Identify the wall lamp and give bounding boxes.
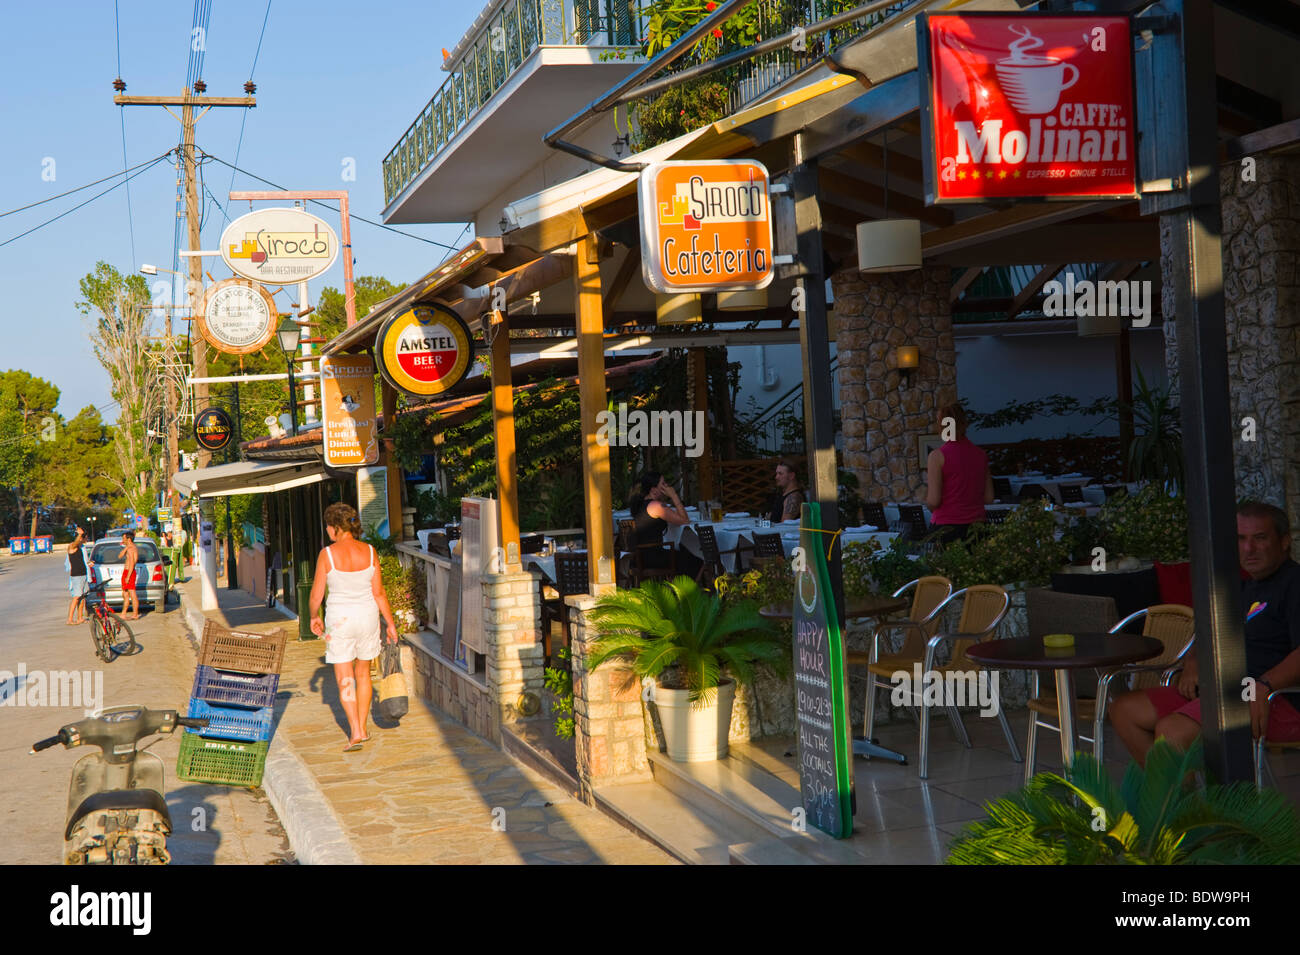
[895,345,919,388]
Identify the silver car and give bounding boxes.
[87,539,171,610]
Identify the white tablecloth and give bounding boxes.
[671,519,898,573]
[523,549,587,583]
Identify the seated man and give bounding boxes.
[1109,501,1300,767]
[767,460,806,523]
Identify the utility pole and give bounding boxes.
[113,83,256,469]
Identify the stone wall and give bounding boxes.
[409,640,498,742]
[833,265,958,502]
[1162,155,1300,529]
[481,570,546,734]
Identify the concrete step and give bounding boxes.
[594,781,741,865]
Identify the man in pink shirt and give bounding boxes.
[925,402,994,544]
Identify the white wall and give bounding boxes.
[954,327,1167,443]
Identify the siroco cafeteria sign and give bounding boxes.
[220,207,340,285]
[639,160,774,294]
[374,303,475,399]
[918,13,1138,203]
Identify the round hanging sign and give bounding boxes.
[375,303,475,398]
[198,278,278,355]
[194,407,235,453]
[220,207,340,286]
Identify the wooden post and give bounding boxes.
[1115,324,1133,481]
[380,378,405,541]
[691,348,715,501]
[574,234,615,595]
[489,309,522,570]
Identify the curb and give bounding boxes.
[180,592,363,865]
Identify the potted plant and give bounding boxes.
[1099,484,1188,570]
[948,740,1300,864]
[587,576,784,762]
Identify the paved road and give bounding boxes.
[0,551,292,864]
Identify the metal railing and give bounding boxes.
[383,0,644,204]
[741,356,840,454]
[382,0,912,206]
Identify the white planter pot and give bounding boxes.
[651,680,736,762]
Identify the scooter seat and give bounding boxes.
[66,789,173,841]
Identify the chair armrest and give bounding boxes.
[870,619,924,657]
[1160,664,1183,687]
[1266,687,1300,704]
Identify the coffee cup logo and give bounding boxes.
[994,25,1078,115]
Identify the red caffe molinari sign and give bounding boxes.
[375,303,474,398]
[919,14,1138,203]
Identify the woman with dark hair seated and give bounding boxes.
[629,471,700,577]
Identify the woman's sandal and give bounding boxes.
[343,739,364,752]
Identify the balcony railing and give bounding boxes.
[383,0,643,205]
[382,0,914,208]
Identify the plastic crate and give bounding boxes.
[185,698,273,743]
[198,621,288,675]
[191,665,279,709]
[176,734,267,788]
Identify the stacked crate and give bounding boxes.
[177,621,288,788]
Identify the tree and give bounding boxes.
[315,276,405,342]
[29,405,116,527]
[77,262,164,517]
[0,370,60,536]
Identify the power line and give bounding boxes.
[227,0,273,203]
[115,1,139,270]
[0,152,173,220]
[201,151,463,251]
[0,156,170,250]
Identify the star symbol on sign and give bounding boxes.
[987,170,995,178]
[958,170,967,179]
[1013,170,1021,178]
[999,169,1008,179]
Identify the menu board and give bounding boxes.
[792,502,853,839]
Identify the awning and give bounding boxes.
[172,460,330,499]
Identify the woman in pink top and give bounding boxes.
[925,403,994,543]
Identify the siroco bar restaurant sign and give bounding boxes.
[220,207,339,286]
[918,13,1138,204]
[193,407,234,453]
[375,303,474,399]
[639,160,774,294]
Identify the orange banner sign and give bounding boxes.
[639,160,775,294]
[321,354,378,467]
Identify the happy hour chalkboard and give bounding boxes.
[792,503,853,839]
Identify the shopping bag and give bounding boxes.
[374,640,408,721]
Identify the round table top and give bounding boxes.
[759,595,909,621]
[964,633,1164,670]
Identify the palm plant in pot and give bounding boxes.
[587,576,784,762]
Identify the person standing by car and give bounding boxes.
[66,527,88,625]
[120,531,141,620]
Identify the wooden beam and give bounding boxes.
[1116,323,1134,482]
[511,191,638,256]
[691,349,715,501]
[602,245,641,316]
[114,95,256,107]
[950,266,983,304]
[488,309,522,571]
[838,142,926,188]
[922,202,1105,257]
[574,232,615,595]
[379,379,405,541]
[818,166,953,227]
[1008,264,1066,320]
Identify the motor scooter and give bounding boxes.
[31,705,208,864]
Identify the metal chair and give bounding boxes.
[618,520,677,588]
[984,508,1010,525]
[1017,483,1051,503]
[694,524,750,585]
[1255,687,1300,788]
[1025,602,1193,780]
[520,533,546,555]
[847,575,953,754]
[540,552,589,663]
[898,504,928,538]
[992,476,1013,501]
[861,502,888,529]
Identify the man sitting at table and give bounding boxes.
[767,460,806,523]
[1109,501,1300,767]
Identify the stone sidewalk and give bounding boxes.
[177,574,673,865]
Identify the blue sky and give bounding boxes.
[0,0,481,422]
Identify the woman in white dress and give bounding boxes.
[308,503,399,751]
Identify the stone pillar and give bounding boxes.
[1162,156,1300,529]
[568,595,651,802]
[833,264,958,502]
[481,570,546,742]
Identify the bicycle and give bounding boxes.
[86,581,138,662]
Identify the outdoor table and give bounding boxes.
[760,594,911,763]
[416,527,446,552]
[965,633,1163,769]
[523,548,587,582]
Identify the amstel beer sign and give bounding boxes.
[918,13,1138,203]
[375,304,474,399]
[639,160,774,294]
